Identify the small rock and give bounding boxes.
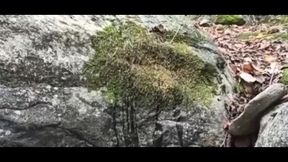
[199,19,211,27]
[5,130,11,136]
[177,112,188,121]
[268,28,280,34]
[46,85,52,90]
[61,76,67,80]
[14,110,21,115]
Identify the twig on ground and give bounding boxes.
[228,83,287,136]
[170,25,181,44]
[220,132,228,147]
[269,63,277,85]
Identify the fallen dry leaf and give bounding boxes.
[264,54,277,63]
[260,41,272,50]
[243,57,252,63]
[234,43,244,48]
[239,71,257,83]
[267,62,281,75]
[255,75,266,84]
[251,64,265,74]
[199,17,288,147]
[229,64,238,74]
[242,62,254,74]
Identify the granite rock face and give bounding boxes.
[0,15,234,147]
[255,102,288,147]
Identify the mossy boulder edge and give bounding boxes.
[215,15,246,26]
[84,21,218,108]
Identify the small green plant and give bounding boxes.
[233,81,245,94]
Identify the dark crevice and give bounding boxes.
[126,104,130,137]
[110,104,120,146]
[0,138,28,147]
[0,117,20,130]
[176,124,184,147]
[0,117,95,146]
[30,125,96,146]
[111,98,140,147]
[121,105,126,146]
[124,106,130,146]
[137,110,157,127]
[58,127,96,147]
[0,101,52,110]
[0,56,84,88]
[152,122,163,147]
[130,102,139,146]
[0,118,62,132]
[76,94,103,108]
[152,104,163,147]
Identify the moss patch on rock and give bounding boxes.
[233,81,245,94]
[281,69,288,85]
[238,30,288,42]
[266,16,288,25]
[162,29,207,46]
[83,21,218,108]
[215,15,246,26]
[237,31,263,40]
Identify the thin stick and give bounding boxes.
[220,132,228,147]
[269,63,276,85]
[170,25,181,44]
[223,112,229,122]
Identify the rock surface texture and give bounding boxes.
[0,15,234,147]
[255,102,288,147]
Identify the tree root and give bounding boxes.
[227,83,288,136]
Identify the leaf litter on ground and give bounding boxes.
[197,18,288,147]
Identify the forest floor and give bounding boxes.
[195,18,288,147]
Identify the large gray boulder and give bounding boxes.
[0,15,234,147]
[255,102,288,147]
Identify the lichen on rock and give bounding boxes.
[83,20,218,109]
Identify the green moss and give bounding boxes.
[173,42,191,55]
[84,21,218,108]
[238,30,288,42]
[268,32,288,41]
[237,31,262,40]
[132,64,177,94]
[267,16,288,25]
[281,69,288,85]
[162,29,206,46]
[233,82,245,93]
[103,90,117,104]
[215,15,246,25]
